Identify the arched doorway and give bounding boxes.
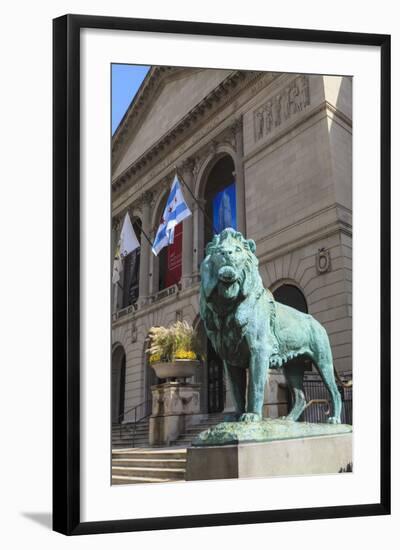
[203,155,237,249]
[200,155,236,412]
[273,283,308,314]
[193,316,222,414]
[272,283,310,418]
[111,344,126,424]
[207,340,225,413]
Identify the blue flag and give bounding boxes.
[151,175,192,256]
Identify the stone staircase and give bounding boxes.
[112,448,187,484]
[112,418,150,449]
[111,412,230,484]
[112,412,229,449]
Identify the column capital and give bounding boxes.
[224,116,243,151]
[182,157,196,173]
[231,115,243,135]
[207,140,218,158]
[142,190,154,207]
[112,217,121,232]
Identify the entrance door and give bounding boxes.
[111,346,126,424]
[207,340,224,413]
[272,284,310,416]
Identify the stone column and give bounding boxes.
[192,198,206,280]
[138,191,152,307]
[232,117,247,237]
[112,217,121,312]
[180,160,195,290]
[148,228,158,296]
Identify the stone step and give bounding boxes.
[112,414,227,449]
[112,443,149,449]
[112,430,149,438]
[113,444,152,450]
[112,475,175,484]
[112,458,186,468]
[112,466,185,480]
[112,437,149,442]
[112,449,187,460]
[112,427,149,434]
[112,422,149,432]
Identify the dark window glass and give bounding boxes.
[273,284,308,313]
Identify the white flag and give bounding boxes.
[120,212,140,257]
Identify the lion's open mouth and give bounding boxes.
[218,265,238,285]
[217,266,240,300]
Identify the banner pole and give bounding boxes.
[174,166,218,235]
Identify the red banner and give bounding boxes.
[165,222,182,288]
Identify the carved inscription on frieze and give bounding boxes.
[253,75,310,142]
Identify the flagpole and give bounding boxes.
[174,166,219,235]
[132,217,154,248]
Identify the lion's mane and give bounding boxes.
[200,229,275,356]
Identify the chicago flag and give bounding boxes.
[151,175,192,256]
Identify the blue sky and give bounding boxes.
[111,64,150,134]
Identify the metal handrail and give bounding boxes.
[115,399,152,446]
[334,366,353,388]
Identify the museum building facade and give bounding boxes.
[111,66,352,427]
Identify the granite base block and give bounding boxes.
[186,432,353,480]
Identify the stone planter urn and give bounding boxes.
[149,360,202,446]
[150,359,200,381]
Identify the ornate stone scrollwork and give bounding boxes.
[112,217,121,232]
[179,157,196,178]
[253,75,310,142]
[192,156,203,177]
[316,247,331,274]
[225,117,243,150]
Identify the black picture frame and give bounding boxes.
[53,14,391,536]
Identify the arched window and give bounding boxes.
[272,283,311,372]
[122,217,141,307]
[111,344,126,424]
[273,284,308,313]
[204,155,236,248]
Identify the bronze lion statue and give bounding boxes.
[199,228,342,423]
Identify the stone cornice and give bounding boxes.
[111,70,265,193]
[112,116,243,219]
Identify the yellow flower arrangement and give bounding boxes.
[146,321,202,364]
[175,349,197,360]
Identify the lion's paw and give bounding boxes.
[239,413,261,423]
[327,417,341,424]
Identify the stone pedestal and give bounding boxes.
[186,432,352,481]
[149,381,201,446]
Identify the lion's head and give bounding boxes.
[200,228,262,305]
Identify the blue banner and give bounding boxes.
[212,182,237,234]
